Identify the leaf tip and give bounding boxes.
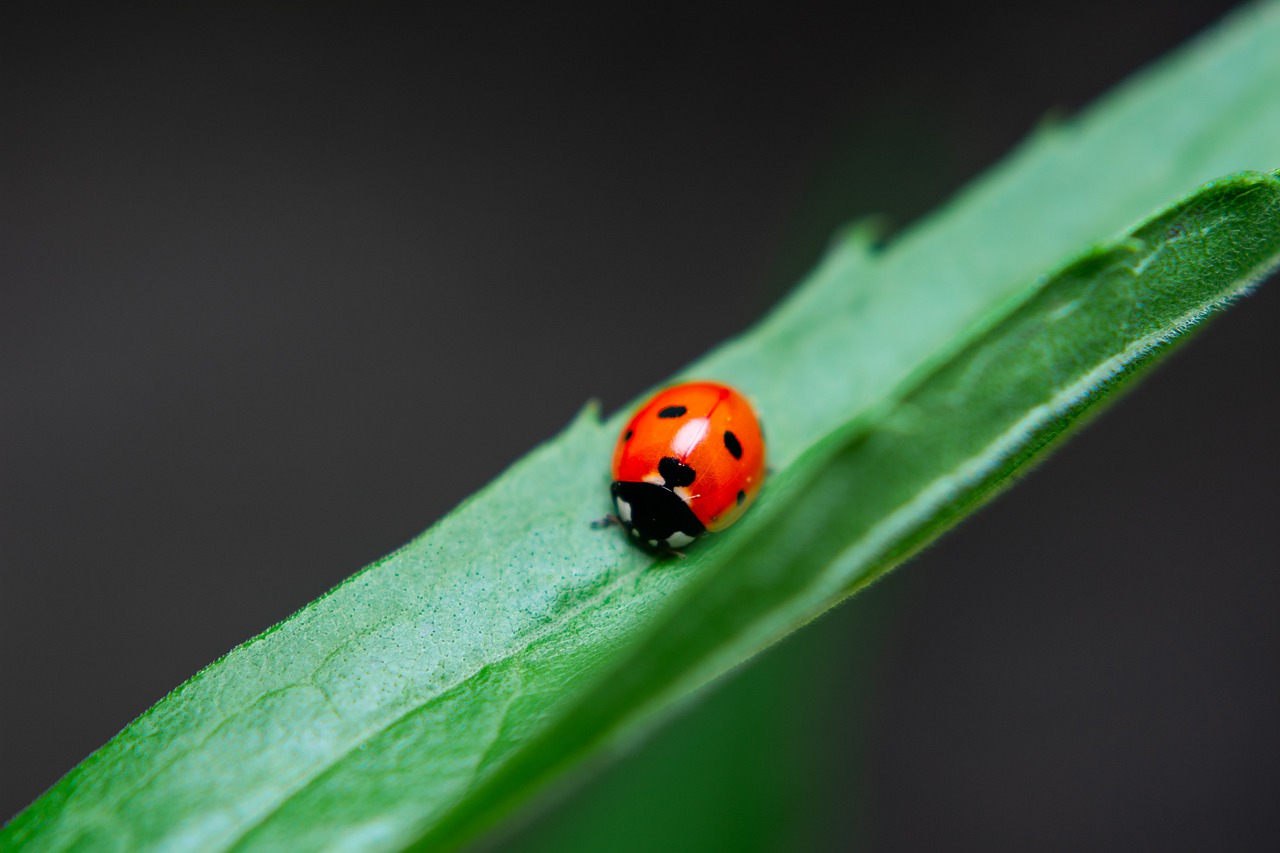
[832,216,891,253]
[575,397,605,426]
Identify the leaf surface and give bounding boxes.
[6,4,1280,851]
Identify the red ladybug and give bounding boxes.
[609,380,766,550]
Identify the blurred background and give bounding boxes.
[2,2,1277,850]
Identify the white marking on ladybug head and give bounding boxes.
[671,417,711,457]
[666,531,695,549]
[630,527,640,537]
[648,539,659,548]
[642,473,665,486]
[614,495,633,524]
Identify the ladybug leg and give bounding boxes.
[591,515,621,530]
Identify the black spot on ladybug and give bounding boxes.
[657,405,687,419]
[724,430,743,459]
[624,429,633,440]
[737,489,746,506]
[658,456,696,488]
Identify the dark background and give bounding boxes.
[3,3,1277,850]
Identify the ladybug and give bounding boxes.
[608,380,766,551]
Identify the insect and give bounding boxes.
[606,380,766,551]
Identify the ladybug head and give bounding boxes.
[611,477,705,551]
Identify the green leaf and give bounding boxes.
[7,4,1280,851]
[503,585,899,853]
